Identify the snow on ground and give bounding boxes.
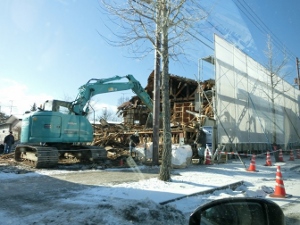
[1,153,300,224]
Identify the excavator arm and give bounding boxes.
[71,74,153,115]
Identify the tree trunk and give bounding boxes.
[270,58,276,144]
[272,100,276,144]
[159,0,172,181]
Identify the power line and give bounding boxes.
[233,0,296,60]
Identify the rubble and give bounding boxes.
[92,72,216,161]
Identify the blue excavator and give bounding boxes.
[15,74,153,168]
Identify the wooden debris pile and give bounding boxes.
[92,71,216,155]
[92,121,146,160]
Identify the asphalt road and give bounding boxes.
[0,164,160,219]
[49,167,160,185]
[282,203,300,225]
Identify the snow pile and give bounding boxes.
[171,144,193,168]
[8,199,186,225]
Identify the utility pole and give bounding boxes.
[9,100,16,115]
[103,107,108,120]
[140,0,160,165]
[121,93,126,103]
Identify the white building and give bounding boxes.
[0,115,22,144]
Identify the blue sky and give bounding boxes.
[0,0,299,117]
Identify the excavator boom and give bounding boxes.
[71,74,153,115]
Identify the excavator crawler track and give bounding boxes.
[15,145,59,168]
[86,146,107,161]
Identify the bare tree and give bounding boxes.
[100,0,207,181]
[263,35,291,145]
[99,1,207,60]
[158,1,172,181]
[0,112,9,124]
[30,103,37,111]
[117,95,130,106]
[97,107,118,121]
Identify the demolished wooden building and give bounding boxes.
[93,71,215,152]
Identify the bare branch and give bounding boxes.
[260,34,293,144]
[99,0,208,59]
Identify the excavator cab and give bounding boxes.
[41,100,73,114]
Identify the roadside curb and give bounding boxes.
[159,180,244,205]
[289,164,300,171]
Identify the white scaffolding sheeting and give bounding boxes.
[214,34,300,149]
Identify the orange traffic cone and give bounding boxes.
[288,150,294,161]
[297,149,300,159]
[278,149,284,162]
[264,151,272,166]
[204,149,212,165]
[269,166,287,198]
[247,154,258,172]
